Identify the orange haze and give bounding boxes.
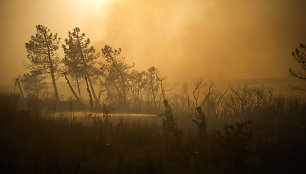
[0,0,306,85]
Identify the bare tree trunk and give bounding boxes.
[76,36,98,105]
[121,79,127,105]
[112,63,127,105]
[16,78,24,97]
[85,75,93,111]
[114,84,122,105]
[156,74,165,101]
[76,75,82,100]
[35,85,40,116]
[64,73,80,101]
[150,75,157,110]
[87,76,98,104]
[44,34,59,101]
[49,59,59,101]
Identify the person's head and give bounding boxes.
[163,100,168,106]
[196,106,202,114]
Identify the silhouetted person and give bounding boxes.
[159,100,174,131]
[192,106,207,140]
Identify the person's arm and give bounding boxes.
[192,118,197,123]
[193,118,203,124]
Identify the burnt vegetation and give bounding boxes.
[0,25,305,174]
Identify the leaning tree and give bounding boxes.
[101,45,133,106]
[63,27,100,108]
[25,25,60,100]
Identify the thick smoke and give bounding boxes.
[86,0,306,83]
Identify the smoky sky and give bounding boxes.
[88,0,306,83]
[0,0,305,85]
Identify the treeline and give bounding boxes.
[16,25,306,118]
[18,25,165,112]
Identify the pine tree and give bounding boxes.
[102,45,133,106]
[25,25,60,100]
[21,70,47,98]
[62,30,84,101]
[63,27,100,108]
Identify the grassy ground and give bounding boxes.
[0,94,305,174]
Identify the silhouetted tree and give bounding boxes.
[156,73,165,100]
[181,83,192,115]
[62,72,80,101]
[145,66,160,109]
[14,77,24,97]
[156,73,171,112]
[101,45,133,106]
[289,43,305,80]
[129,70,146,110]
[25,25,60,100]
[99,62,120,105]
[21,70,47,98]
[63,27,100,108]
[62,29,84,101]
[193,77,204,109]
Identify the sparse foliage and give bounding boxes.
[193,77,204,109]
[289,43,306,80]
[25,25,60,100]
[63,27,100,108]
[21,70,47,98]
[101,45,133,106]
[145,66,160,109]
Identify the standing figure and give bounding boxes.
[159,100,175,131]
[192,106,207,140]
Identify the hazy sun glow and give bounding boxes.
[75,0,117,18]
[79,0,120,22]
[0,0,305,87]
[86,0,110,8]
